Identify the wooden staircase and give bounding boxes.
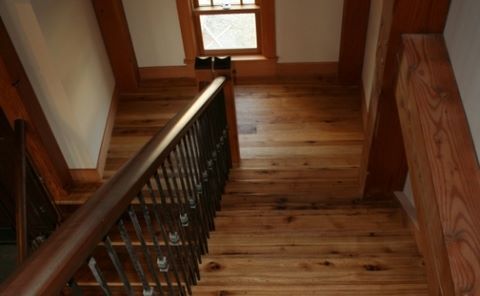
[191,167,427,295]
[1,80,430,295]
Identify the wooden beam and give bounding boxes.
[91,0,139,92]
[397,34,480,296]
[338,0,371,84]
[0,18,71,199]
[361,0,451,198]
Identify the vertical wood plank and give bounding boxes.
[176,0,198,63]
[397,34,480,296]
[14,119,28,264]
[361,0,451,198]
[222,78,240,165]
[338,0,371,84]
[91,0,139,91]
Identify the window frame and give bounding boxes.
[191,0,263,56]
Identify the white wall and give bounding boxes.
[362,0,383,109]
[0,0,115,169]
[444,0,480,161]
[275,0,344,63]
[122,0,186,67]
[122,0,345,67]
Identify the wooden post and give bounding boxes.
[14,119,28,264]
[396,34,480,296]
[195,57,241,165]
[360,0,451,198]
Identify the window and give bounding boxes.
[192,0,262,55]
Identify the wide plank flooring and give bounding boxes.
[192,82,426,295]
[62,79,427,295]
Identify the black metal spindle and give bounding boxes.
[118,218,153,296]
[164,156,201,280]
[104,236,134,295]
[191,120,216,229]
[127,206,164,295]
[136,192,176,296]
[145,179,187,296]
[88,257,112,296]
[161,163,198,284]
[175,146,206,257]
[153,170,193,294]
[180,136,209,254]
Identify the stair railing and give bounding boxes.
[0,76,236,295]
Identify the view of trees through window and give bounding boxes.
[199,13,257,50]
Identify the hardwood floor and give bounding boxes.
[62,79,427,294]
[193,82,427,295]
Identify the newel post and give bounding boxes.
[194,57,240,166]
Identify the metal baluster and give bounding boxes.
[153,169,193,294]
[201,111,221,211]
[136,191,176,296]
[208,98,225,203]
[192,120,216,229]
[174,146,204,258]
[118,218,153,296]
[186,128,214,232]
[145,178,187,296]
[181,135,210,252]
[161,163,198,284]
[127,206,164,295]
[88,257,112,296]
[164,156,201,280]
[104,236,134,295]
[67,279,83,296]
[214,94,229,185]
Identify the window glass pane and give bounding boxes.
[242,0,256,4]
[198,0,211,6]
[200,13,257,50]
[212,0,241,6]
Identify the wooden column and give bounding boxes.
[397,34,480,296]
[338,0,371,84]
[361,0,451,198]
[0,19,71,199]
[92,0,139,91]
[195,58,241,165]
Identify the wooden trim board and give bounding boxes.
[69,86,118,184]
[360,0,451,198]
[338,0,371,84]
[360,83,368,130]
[397,34,480,296]
[139,61,338,82]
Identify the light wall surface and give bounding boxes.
[0,0,115,169]
[122,0,345,66]
[362,0,383,110]
[275,0,344,63]
[444,0,480,162]
[122,0,185,67]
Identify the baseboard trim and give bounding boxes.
[276,62,338,77]
[70,169,101,184]
[394,191,424,255]
[139,65,195,80]
[138,61,339,82]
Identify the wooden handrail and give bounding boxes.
[0,77,227,295]
[396,35,480,295]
